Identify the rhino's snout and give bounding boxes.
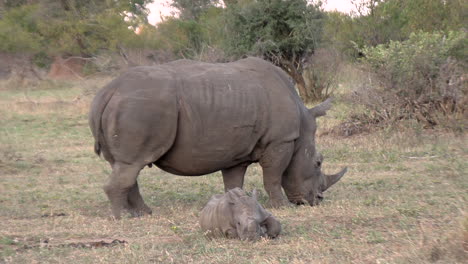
[304,191,322,206]
[316,192,324,201]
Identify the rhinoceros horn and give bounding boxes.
[322,167,347,192]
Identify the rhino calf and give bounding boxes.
[200,188,281,241]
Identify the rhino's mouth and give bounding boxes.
[301,190,324,206]
[293,200,306,205]
[291,196,322,206]
[288,197,308,205]
[317,192,324,201]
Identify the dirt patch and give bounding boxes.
[3,235,183,253]
[9,237,128,252]
[0,52,45,82]
[40,213,67,218]
[0,148,26,175]
[321,119,376,138]
[47,57,86,80]
[14,100,77,112]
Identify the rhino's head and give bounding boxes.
[282,98,347,206]
[227,188,280,241]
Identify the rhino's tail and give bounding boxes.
[88,81,119,159]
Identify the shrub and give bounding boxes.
[355,31,467,129]
[154,18,204,58]
[0,4,43,53]
[223,0,325,102]
[303,48,343,101]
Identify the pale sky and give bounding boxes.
[147,0,358,25]
[147,0,174,25]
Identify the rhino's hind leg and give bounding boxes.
[103,163,149,219]
[127,182,152,217]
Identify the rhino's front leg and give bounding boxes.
[222,165,248,191]
[260,142,294,208]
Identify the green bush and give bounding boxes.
[356,31,467,128]
[303,48,343,100]
[223,0,325,102]
[154,18,203,58]
[32,52,52,69]
[0,5,43,53]
[324,0,468,59]
[0,2,152,57]
[153,6,225,60]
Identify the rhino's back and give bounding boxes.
[97,66,180,165]
[95,58,301,172]
[158,58,302,175]
[156,59,278,174]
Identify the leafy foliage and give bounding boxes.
[1,0,466,132]
[355,31,467,128]
[303,48,343,101]
[0,0,152,57]
[223,0,325,101]
[170,0,220,20]
[324,0,468,58]
[154,5,225,60]
[0,4,43,53]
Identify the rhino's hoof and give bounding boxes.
[129,207,152,217]
[266,198,290,208]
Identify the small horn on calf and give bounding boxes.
[252,189,258,201]
[322,167,347,192]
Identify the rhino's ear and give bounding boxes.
[252,189,259,201]
[308,98,332,118]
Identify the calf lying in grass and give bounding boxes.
[200,188,281,241]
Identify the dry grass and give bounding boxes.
[0,78,466,263]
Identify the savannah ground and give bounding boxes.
[0,77,466,263]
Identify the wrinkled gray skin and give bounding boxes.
[200,188,281,241]
[89,57,347,219]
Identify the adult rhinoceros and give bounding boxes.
[89,57,347,219]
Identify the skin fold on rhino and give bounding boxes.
[199,188,281,241]
[89,57,347,219]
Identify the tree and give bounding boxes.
[324,0,468,58]
[224,0,325,102]
[0,0,153,57]
[170,0,219,21]
[156,1,225,60]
